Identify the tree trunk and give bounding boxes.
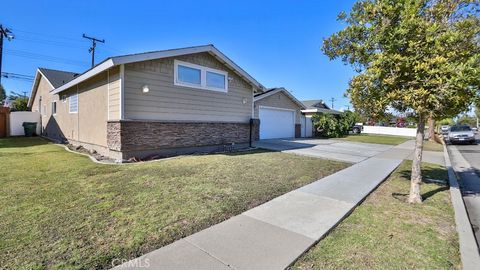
[409,114,425,204]
[428,116,435,141]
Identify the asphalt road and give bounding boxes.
[453,134,480,176]
[448,133,480,246]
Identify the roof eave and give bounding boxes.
[51,45,265,94]
[27,69,43,108]
[51,59,115,94]
[254,88,306,109]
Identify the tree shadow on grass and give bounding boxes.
[394,165,449,202]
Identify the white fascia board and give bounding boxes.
[254,89,281,101]
[209,46,264,91]
[50,45,265,95]
[37,69,55,89]
[111,45,212,66]
[301,109,319,113]
[254,88,306,110]
[112,45,264,91]
[27,70,42,107]
[51,59,115,94]
[301,108,342,114]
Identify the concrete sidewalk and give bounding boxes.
[114,141,414,270]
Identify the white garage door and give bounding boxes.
[259,107,295,139]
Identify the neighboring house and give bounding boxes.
[301,100,341,115]
[28,45,264,161]
[301,100,342,137]
[253,88,305,139]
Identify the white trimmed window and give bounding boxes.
[51,101,57,115]
[174,60,228,92]
[69,93,78,113]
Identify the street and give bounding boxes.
[454,134,480,176]
[448,133,480,246]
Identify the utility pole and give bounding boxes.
[82,34,105,68]
[0,25,14,85]
[330,97,336,109]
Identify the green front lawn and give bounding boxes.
[337,134,411,145]
[0,137,349,270]
[423,140,444,152]
[291,161,459,269]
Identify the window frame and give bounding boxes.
[174,60,228,93]
[51,100,57,116]
[69,93,78,114]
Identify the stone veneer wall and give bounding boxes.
[107,119,260,153]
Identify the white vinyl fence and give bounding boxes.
[10,111,41,136]
[362,125,416,137]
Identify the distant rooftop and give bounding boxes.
[301,99,330,110]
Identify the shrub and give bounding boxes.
[312,111,360,138]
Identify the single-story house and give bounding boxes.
[28,45,266,161]
[253,88,306,139]
[301,100,342,137]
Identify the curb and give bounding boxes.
[443,144,480,269]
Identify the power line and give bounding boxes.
[13,36,86,49]
[1,72,34,82]
[11,28,84,43]
[5,49,89,67]
[12,27,127,56]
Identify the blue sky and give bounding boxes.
[2,0,356,110]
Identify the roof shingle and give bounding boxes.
[39,68,79,88]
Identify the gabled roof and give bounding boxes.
[27,68,79,107]
[52,44,265,94]
[254,87,306,109]
[39,68,79,88]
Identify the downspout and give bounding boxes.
[77,85,79,142]
[249,118,253,148]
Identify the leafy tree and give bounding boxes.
[457,114,477,126]
[323,0,480,203]
[8,92,29,111]
[0,84,6,105]
[437,118,455,126]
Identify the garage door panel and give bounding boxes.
[259,107,295,139]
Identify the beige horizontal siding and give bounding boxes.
[254,91,303,124]
[123,52,253,123]
[108,67,120,120]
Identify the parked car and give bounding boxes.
[440,125,450,135]
[448,125,476,144]
[350,124,363,134]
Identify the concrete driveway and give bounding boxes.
[254,138,394,163]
